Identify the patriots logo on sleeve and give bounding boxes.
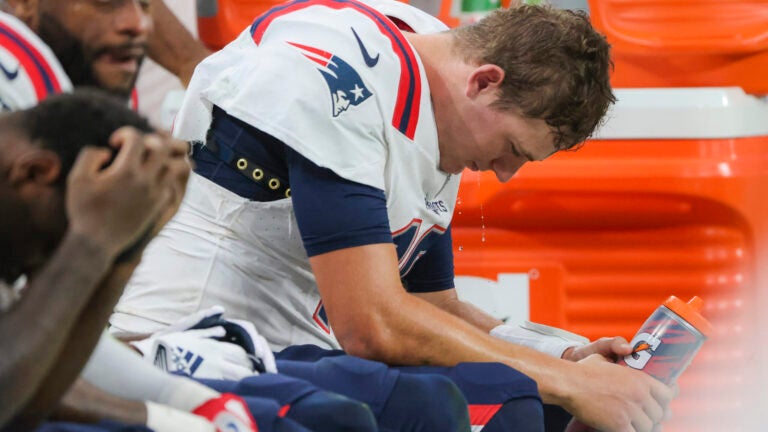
[288,41,372,117]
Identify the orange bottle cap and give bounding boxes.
[663,296,712,336]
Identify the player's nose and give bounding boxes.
[492,155,527,183]
[113,0,153,37]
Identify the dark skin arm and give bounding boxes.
[6,259,142,430]
[0,232,112,427]
[147,0,212,87]
[51,379,148,426]
[0,130,190,428]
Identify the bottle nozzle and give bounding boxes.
[688,296,704,311]
[663,295,712,336]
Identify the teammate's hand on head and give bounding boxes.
[66,126,190,261]
[131,130,191,223]
[562,354,674,432]
[193,393,259,432]
[562,336,632,362]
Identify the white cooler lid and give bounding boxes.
[593,87,768,139]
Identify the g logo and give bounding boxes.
[624,332,662,370]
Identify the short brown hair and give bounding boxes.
[452,5,615,150]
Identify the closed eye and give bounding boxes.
[509,142,534,162]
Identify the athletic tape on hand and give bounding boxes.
[490,321,589,358]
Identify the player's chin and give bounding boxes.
[98,77,136,100]
[438,160,465,175]
[94,68,138,99]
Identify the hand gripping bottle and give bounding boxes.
[565,296,712,432]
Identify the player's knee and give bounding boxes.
[381,373,470,432]
[450,362,544,432]
[421,374,471,431]
[286,391,377,432]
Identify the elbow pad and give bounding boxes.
[490,321,589,358]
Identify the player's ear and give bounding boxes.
[466,64,505,99]
[8,149,62,188]
[5,0,40,31]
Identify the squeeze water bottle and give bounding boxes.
[566,296,712,431]
[618,295,712,384]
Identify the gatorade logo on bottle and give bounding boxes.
[624,333,662,370]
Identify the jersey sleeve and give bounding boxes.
[286,146,394,256]
[0,11,72,111]
[178,3,418,191]
[401,225,455,293]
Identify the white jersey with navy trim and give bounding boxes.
[112,0,460,349]
[0,11,72,111]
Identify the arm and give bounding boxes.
[53,378,221,432]
[414,288,502,332]
[0,231,112,426]
[53,379,148,426]
[8,255,149,429]
[147,0,212,87]
[1,130,190,428]
[311,244,672,431]
[415,288,632,362]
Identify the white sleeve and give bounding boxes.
[81,332,220,411]
[0,11,72,111]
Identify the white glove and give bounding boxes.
[491,321,589,358]
[132,327,256,380]
[224,318,277,374]
[132,305,277,377]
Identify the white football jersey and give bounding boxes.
[0,11,72,111]
[113,0,460,349]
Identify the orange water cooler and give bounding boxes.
[453,2,768,431]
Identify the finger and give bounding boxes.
[164,158,191,200]
[670,381,680,399]
[641,396,665,426]
[141,133,172,179]
[649,381,675,407]
[611,336,632,359]
[69,147,113,179]
[164,136,190,158]
[108,127,146,172]
[630,410,654,432]
[663,403,673,421]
